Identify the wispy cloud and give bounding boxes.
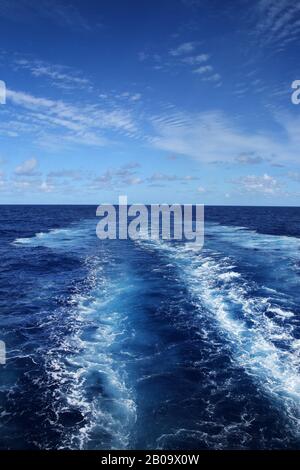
[202,73,222,83]
[0,161,145,196]
[15,157,38,176]
[232,173,282,195]
[139,41,220,84]
[235,152,267,165]
[40,180,54,192]
[91,163,143,190]
[149,109,300,165]
[197,186,206,193]
[47,169,83,180]
[193,62,222,84]
[254,0,300,51]
[181,54,210,65]
[193,65,213,75]
[169,43,221,84]
[4,88,139,150]
[0,170,6,188]
[0,0,94,31]
[119,91,142,102]
[287,171,300,182]
[14,58,92,91]
[170,42,196,56]
[148,172,199,183]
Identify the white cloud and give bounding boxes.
[120,92,142,102]
[193,65,221,85]
[130,93,142,102]
[91,164,143,189]
[141,43,219,85]
[232,174,281,195]
[148,172,199,183]
[202,73,222,83]
[13,180,32,190]
[287,171,300,182]
[254,0,300,51]
[235,153,266,165]
[15,157,38,175]
[47,170,82,180]
[149,172,178,182]
[14,58,91,90]
[197,186,206,193]
[122,162,141,170]
[40,180,54,192]
[122,176,143,185]
[170,42,196,56]
[182,54,210,65]
[193,65,213,75]
[5,88,138,149]
[149,109,300,165]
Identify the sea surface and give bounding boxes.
[0,205,300,450]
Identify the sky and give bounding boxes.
[0,0,300,205]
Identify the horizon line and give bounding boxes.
[0,203,300,208]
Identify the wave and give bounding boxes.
[206,221,300,251]
[42,254,137,450]
[10,223,137,449]
[137,231,300,434]
[13,228,71,245]
[10,217,300,447]
[12,222,94,250]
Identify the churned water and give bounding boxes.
[0,205,300,449]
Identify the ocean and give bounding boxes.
[0,205,300,450]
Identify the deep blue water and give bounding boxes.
[0,205,300,450]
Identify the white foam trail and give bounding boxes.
[218,272,241,282]
[12,222,93,248]
[206,222,300,252]
[138,236,300,433]
[268,307,295,319]
[45,255,136,450]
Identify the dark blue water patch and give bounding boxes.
[205,206,300,238]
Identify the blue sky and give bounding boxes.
[0,0,300,205]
